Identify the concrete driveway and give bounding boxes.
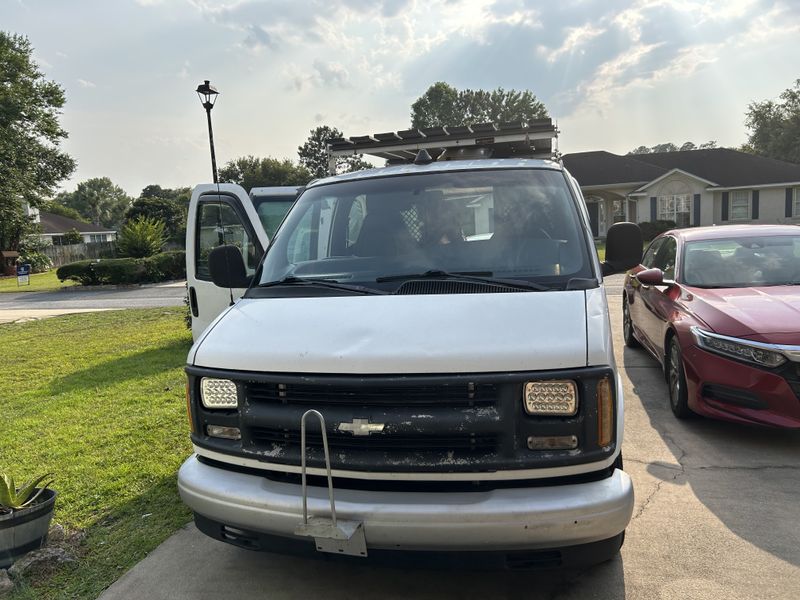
[100,280,800,600]
[0,281,186,323]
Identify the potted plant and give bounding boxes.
[0,473,56,569]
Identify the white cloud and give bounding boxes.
[539,23,605,64]
[77,78,96,88]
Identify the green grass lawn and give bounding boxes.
[1,308,193,599]
[0,270,76,293]
[595,240,606,261]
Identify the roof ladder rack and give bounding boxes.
[326,119,559,174]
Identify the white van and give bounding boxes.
[186,186,299,337]
[179,122,642,568]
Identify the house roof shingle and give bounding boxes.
[561,151,668,187]
[38,212,116,235]
[631,148,800,188]
[562,148,800,189]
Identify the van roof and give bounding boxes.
[306,158,564,188]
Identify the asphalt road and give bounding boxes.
[85,278,799,599]
[0,281,186,323]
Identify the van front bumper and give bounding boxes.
[178,454,633,554]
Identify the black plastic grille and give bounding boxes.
[394,280,521,295]
[246,381,497,407]
[250,427,498,452]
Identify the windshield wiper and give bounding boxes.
[259,276,387,295]
[376,270,552,291]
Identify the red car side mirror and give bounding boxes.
[636,268,669,286]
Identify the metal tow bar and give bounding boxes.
[293,409,367,557]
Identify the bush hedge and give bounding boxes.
[57,251,186,286]
[638,219,677,241]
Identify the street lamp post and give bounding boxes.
[196,80,220,183]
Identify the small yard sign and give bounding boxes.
[16,263,31,287]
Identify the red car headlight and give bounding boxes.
[691,327,787,368]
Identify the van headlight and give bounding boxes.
[200,378,239,409]
[691,327,787,368]
[523,380,578,415]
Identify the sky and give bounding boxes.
[5,0,800,197]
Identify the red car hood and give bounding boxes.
[685,285,800,343]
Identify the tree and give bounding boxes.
[116,217,166,258]
[298,125,372,179]
[410,82,548,129]
[628,141,718,155]
[55,177,132,228]
[745,79,800,163]
[0,32,75,249]
[219,156,311,190]
[0,208,35,251]
[41,199,83,221]
[139,184,191,206]
[125,196,185,241]
[63,228,83,245]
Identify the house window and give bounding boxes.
[730,190,750,220]
[612,199,626,223]
[657,194,691,227]
[795,188,800,217]
[89,234,106,243]
[51,236,65,246]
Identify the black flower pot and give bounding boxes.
[0,489,57,569]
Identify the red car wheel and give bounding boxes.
[667,338,693,419]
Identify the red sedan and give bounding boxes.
[623,225,800,428]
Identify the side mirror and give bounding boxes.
[635,268,666,286]
[208,245,251,289]
[602,222,643,276]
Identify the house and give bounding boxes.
[37,212,117,245]
[562,148,800,237]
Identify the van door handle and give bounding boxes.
[189,286,199,317]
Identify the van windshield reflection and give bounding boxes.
[257,169,593,293]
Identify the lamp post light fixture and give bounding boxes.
[196,80,220,183]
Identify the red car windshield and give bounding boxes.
[682,235,800,288]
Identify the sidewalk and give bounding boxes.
[0,280,186,324]
[0,307,116,324]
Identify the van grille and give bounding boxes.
[189,366,619,474]
[250,427,498,452]
[245,381,497,407]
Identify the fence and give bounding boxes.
[44,242,116,267]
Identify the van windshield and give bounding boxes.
[257,169,593,292]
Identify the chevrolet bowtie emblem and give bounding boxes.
[337,418,385,436]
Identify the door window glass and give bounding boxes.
[196,200,258,280]
[641,238,664,268]
[653,236,677,279]
[255,199,295,238]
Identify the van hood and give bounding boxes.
[191,291,589,374]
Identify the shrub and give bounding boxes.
[19,233,53,273]
[57,251,185,286]
[57,258,145,285]
[143,250,186,281]
[57,260,100,285]
[116,217,166,258]
[93,258,147,284]
[638,220,677,241]
[63,228,84,245]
